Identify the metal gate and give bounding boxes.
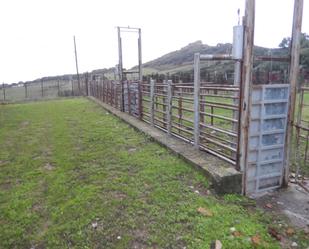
[294,85,309,178]
[247,84,290,193]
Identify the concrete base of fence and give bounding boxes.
[88,96,242,194]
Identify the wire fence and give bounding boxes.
[294,85,309,178]
[0,79,87,102]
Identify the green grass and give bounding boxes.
[0,98,284,248]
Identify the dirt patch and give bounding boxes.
[42,149,52,158]
[20,121,30,127]
[31,203,43,213]
[128,147,138,154]
[131,227,150,249]
[255,182,309,248]
[131,241,150,249]
[256,182,309,229]
[0,181,12,190]
[44,163,54,171]
[0,160,9,166]
[111,191,127,200]
[30,241,46,249]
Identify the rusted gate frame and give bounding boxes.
[193,52,243,166]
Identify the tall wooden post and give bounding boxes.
[239,0,255,194]
[117,27,125,111]
[73,36,81,94]
[284,0,304,185]
[193,53,201,149]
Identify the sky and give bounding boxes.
[0,0,308,83]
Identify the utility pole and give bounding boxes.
[73,36,81,94]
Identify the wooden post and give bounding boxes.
[73,36,81,94]
[41,80,44,97]
[3,83,5,101]
[239,0,255,192]
[114,81,117,107]
[150,79,155,126]
[117,27,125,112]
[57,80,60,96]
[127,81,131,114]
[71,79,74,96]
[25,83,28,99]
[167,80,173,135]
[284,0,304,185]
[85,73,89,96]
[102,80,105,102]
[194,53,201,149]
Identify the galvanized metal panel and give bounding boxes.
[247,84,290,194]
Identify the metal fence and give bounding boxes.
[294,86,309,177]
[88,79,241,166]
[0,79,87,102]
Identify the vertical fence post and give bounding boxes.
[3,83,6,101]
[41,79,44,97]
[193,53,201,149]
[114,81,118,108]
[178,88,183,133]
[284,0,304,185]
[85,73,89,96]
[162,80,167,128]
[127,81,131,114]
[138,81,143,120]
[167,80,173,135]
[239,0,255,193]
[102,80,105,102]
[150,79,155,126]
[71,79,74,96]
[24,83,28,99]
[57,80,60,96]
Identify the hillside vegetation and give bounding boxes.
[7,34,309,86]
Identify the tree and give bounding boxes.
[279,33,309,68]
[279,37,291,49]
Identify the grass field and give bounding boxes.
[1,98,309,249]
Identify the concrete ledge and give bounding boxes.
[88,96,242,194]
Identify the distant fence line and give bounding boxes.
[0,78,89,102]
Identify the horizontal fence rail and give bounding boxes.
[90,79,241,167]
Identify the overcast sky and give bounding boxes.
[0,0,308,83]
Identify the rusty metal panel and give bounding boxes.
[247,84,290,194]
